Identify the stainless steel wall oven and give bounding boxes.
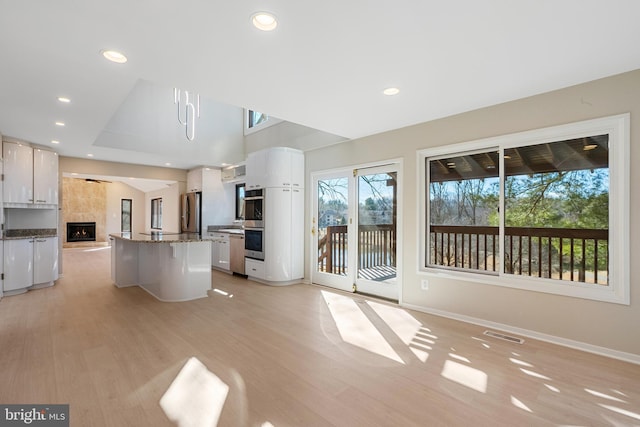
[244,228,264,260]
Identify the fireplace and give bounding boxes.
[67,222,96,242]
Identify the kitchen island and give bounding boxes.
[109,232,212,302]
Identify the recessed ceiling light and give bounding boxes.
[58,97,71,103]
[71,173,78,176]
[583,144,598,151]
[252,12,278,31]
[55,122,65,127]
[101,49,128,64]
[51,140,60,144]
[383,87,400,96]
[165,163,171,166]
[87,154,94,157]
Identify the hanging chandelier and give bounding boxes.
[173,88,200,141]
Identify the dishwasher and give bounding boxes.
[229,233,246,275]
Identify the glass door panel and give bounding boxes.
[312,173,354,292]
[355,167,399,300]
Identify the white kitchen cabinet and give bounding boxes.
[3,141,33,204]
[3,237,59,293]
[3,141,58,206]
[246,147,304,190]
[245,258,265,280]
[258,186,304,283]
[33,148,59,204]
[187,168,203,192]
[210,232,230,271]
[3,239,34,292]
[245,149,267,190]
[33,237,58,285]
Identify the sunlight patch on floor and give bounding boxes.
[367,300,432,362]
[520,368,551,380]
[585,388,627,403]
[160,357,229,426]
[441,360,487,393]
[321,291,404,364]
[509,357,533,367]
[511,396,533,413]
[322,291,404,364]
[212,288,234,298]
[598,404,640,421]
[544,384,560,393]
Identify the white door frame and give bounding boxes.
[309,159,403,302]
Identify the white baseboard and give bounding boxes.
[402,302,640,366]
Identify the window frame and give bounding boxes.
[235,183,245,220]
[151,197,162,230]
[243,109,282,136]
[121,199,132,232]
[418,114,630,304]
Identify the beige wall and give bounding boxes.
[145,183,182,233]
[106,182,145,235]
[59,157,188,183]
[305,69,640,358]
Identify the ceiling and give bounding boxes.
[1,1,640,172]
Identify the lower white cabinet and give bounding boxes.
[3,237,58,293]
[3,239,33,292]
[245,258,265,280]
[210,232,230,271]
[33,237,58,285]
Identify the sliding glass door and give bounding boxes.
[312,163,400,300]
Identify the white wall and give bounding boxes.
[106,182,145,235]
[145,183,181,233]
[201,168,241,230]
[305,69,640,359]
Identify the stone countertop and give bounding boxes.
[206,225,245,235]
[3,228,58,240]
[109,232,213,243]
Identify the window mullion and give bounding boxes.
[499,147,506,276]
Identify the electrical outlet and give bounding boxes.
[421,279,429,290]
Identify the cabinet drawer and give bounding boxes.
[245,258,265,279]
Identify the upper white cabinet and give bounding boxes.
[3,141,33,204]
[3,141,58,206]
[186,168,203,192]
[246,147,304,190]
[33,148,59,204]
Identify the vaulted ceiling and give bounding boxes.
[1,1,640,170]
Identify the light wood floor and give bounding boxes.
[1,248,639,426]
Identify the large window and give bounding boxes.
[121,199,132,232]
[236,183,245,220]
[151,198,162,230]
[247,110,268,128]
[419,114,629,304]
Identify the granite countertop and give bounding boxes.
[3,228,58,240]
[109,232,213,243]
[206,225,245,235]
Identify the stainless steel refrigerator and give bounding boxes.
[181,192,201,233]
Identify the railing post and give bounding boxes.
[326,226,333,274]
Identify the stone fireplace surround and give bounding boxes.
[62,177,107,248]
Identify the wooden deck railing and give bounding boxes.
[429,225,609,284]
[318,224,396,275]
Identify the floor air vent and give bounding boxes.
[483,330,525,344]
